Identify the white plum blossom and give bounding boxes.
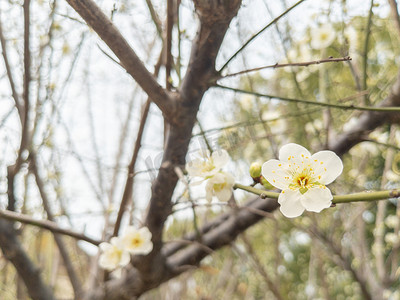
[205,171,235,202]
[385,215,399,228]
[120,226,153,255]
[99,237,131,271]
[310,23,336,50]
[385,232,400,245]
[262,143,343,218]
[186,149,229,178]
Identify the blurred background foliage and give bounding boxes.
[1,0,400,299]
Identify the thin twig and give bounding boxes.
[361,0,374,105]
[218,0,307,72]
[145,0,163,38]
[222,56,352,78]
[112,99,151,236]
[214,84,400,112]
[112,46,165,236]
[30,154,84,298]
[0,13,23,117]
[389,0,400,36]
[0,209,101,246]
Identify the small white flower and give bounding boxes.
[385,232,400,245]
[385,215,399,228]
[205,171,235,202]
[262,143,343,218]
[386,170,400,182]
[310,23,336,50]
[99,237,130,271]
[120,226,153,255]
[186,149,230,178]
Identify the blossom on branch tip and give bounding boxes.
[262,143,343,218]
[186,149,229,178]
[99,237,130,271]
[205,171,235,202]
[120,226,153,255]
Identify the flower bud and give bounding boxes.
[249,162,262,178]
[260,176,274,190]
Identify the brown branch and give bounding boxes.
[0,13,23,118]
[30,154,84,299]
[0,220,55,300]
[112,99,151,237]
[112,47,165,237]
[218,0,306,72]
[166,0,174,90]
[239,234,284,300]
[222,56,352,78]
[0,209,101,246]
[85,2,243,299]
[308,226,373,300]
[21,0,31,156]
[65,0,174,118]
[389,0,400,36]
[330,70,400,156]
[145,0,163,38]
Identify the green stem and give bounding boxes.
[215,84,400,112]
[218,0,306,73]
[233,183,400,204]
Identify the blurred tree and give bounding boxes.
[0,0,400,300]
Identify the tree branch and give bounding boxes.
[30,154,84,299]
[221,56,352,78]
[65,0,175,118]
[0,220,55,300]
[0,209,101,246]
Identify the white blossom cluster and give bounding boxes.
[98,226,153,271]
[185,149,235,202]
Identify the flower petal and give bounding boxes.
[279,143,311,162]
[278,189,305,218]
[300,186,332,212]
[215,186,232,202]
[212,149,229,169]
[186,158,203,177]
[99,242,112,252]
[311,151,343,184]
[205,180,213,202]
[119,251,131,267]
[138,227,152,241]
[262,159,291,190]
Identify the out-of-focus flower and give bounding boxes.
[99,237,130,271]
[205,171,235,202]
[386,170,400,182]
[262,143,343,218]
[385,232,400,245]
[120,226,153,255]
[310,23,336,50]
[186,149,229,178]
[385,215,399,228]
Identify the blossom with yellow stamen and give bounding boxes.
[186,149,229,179]
[120,226,153,255]
[99,237,131,271]
[262,143,343,218]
